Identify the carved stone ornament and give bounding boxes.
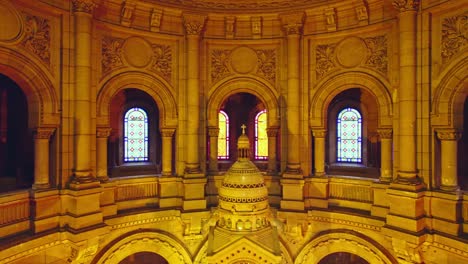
[281,12,305,35]
[437,129,461,141]
[315,43,337,79]
[120,1,136,27]
[324,7,337,32]
[35,127,55,139]
[208,127,220,137]
[21,14,50,65]
[441,13,467,66]
[101,36,124,74]
[377,129,393,139]
[392,0,420,12]
[256,49,276,83]
[211,49,232,83]
[312,129,327,138]
[72,0,97,13]
[251,16,262,37]
[266,127,279,137]
[150,9,163,32]
[160,128,175,137]
[225,16,236,39]
[96,128,112,138]
[364,35,388,74]
[355,5,369,21]
[183,14,206,35]
[152,44,172,82]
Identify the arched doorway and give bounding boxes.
[0,74,33,192]
[318,252,369,264]
[119,252,168,264]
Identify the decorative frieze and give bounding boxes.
[315,43,336,79]
[21,14,50,65]
[441,13,467,66]
[392,0,420,12]
[72,0,97,13]
[101,36,124,73]
[151,44,172,82]
[364,35,388,74]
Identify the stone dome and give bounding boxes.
[216,125,271,232]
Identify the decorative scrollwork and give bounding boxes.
[21,14,50,65]
[211,49,232,83]
[364,35,388,75]
[256,49,276,83]
[315,44,336,79]
[441,13,467,66]
[101,36,124,74]
[152,44,172,82]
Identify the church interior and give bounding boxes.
[0,0,467,263]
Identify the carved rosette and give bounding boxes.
[315,43,337,79]
[72,0,97,13]
[441,13,467,66]
[211,49,232,83]
[101,36,124,73]
[152,44,172,82]
[312,129,327,138]
[378,129,393,139]
[364,35,388,75]
[183,14,206,35]
[256,49,276,83]
[392,0,420,12]
[96,128,112,138]
[21,14,50,65]
[437,129,461,141]
[35,127,55,140]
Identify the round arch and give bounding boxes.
[93,231,192,264]
[432,57,468,129]
[310,70,393,129]
[207,77,279,128]
[0,47,59,128]
[97,71,178,129]
[295,230,397,264]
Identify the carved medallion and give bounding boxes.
[0,5,22,42]
[336,37,367,68]
[123,37,153,68]
[230,46,258,74]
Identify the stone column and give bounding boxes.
[378,129,393,182]
[267,126,279,174]
[437,129,461,191]
[281,13,304,175]
[70,0,98,189]
[313,129,327,177]
[208,126,219,174]
[161,128,175,176]
[183,14,206,175]
[96,128,111,182]
[33,128,55,189]
[393,0,420,185]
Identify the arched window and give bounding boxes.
[124,107,149,162]
[218,110,229,159]
[337,107,362,163]
[255,110,268,160]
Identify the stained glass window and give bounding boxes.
[255,110,268,160]
[124,107,149,162]
[337,107,362,163]
[218,110,229,159]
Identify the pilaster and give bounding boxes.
[33,127,55,189]
[267,126,279,175]
[207,126,219,175]
[436,129,461,191]
[378,129,393,182]
[96,127,111,182]
[161,128,175,176]
[312,129,327,177]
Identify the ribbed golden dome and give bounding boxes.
[216,125,271,232]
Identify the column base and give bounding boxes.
[185,164,202,175]
[97,176,109,183]
[379,176,392,183]
[285,163,302,175]
[69,170,100,190]
[440,185,460,192]
[32,183,51,190]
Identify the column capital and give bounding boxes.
[96,127,112,138]
[378,128,393,139]
[183,13,207,35]
[266,126,280,137]
[437,129,461,141]
[35,127,55,139]
[392,0,420,12]
[161,128,175,137]
[72,0,97,14]
[280,12,305,35]
[312,129,327,138]
[207,127,219,137]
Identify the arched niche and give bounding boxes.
[310,70,392,130]
[93,231,192,264]
[97,71,177,130]
[0,47,59,128]
[295,230,396,264]
[207,77,279,129]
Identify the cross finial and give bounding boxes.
[241,124,246,135]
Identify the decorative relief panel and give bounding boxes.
[21,14,50,66]
[211,47,276,84]
[102,36,124,73]
[101,36,172,82]
[441,13,467,66]
[364,35,388,74]
[315,35,388,79]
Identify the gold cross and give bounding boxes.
[241,124,246,134]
